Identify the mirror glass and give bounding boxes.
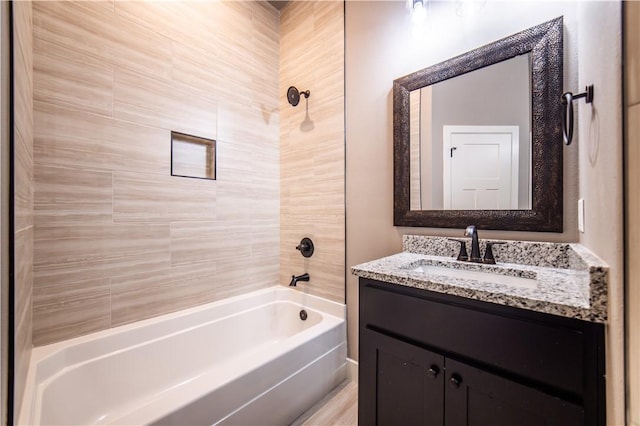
[409,54,532,211]
[393,17,563,232]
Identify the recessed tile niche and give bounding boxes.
[171,131,216,180]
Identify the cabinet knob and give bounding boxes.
[449,374,462,388]
[427,365,440,379]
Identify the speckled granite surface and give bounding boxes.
[352,235,608,323]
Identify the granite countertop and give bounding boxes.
[351,236,608,323]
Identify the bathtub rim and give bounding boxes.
[18,285,345,425]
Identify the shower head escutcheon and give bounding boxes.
[287,86,310,107]
[296,237,314,258]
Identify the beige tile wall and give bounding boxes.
[32,1,280,346]
[279,1,345,303]
[626,3,640,424]
[13,0,33,415]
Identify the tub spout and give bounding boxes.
[289,273,310,286]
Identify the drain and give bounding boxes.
[299,309,308,321]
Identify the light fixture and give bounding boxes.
[411,0,427,24]
[408,0,429,40]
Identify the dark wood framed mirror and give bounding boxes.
[393,17,563,232]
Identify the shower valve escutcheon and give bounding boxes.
[296,237,315,258]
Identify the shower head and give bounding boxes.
[287,86,310,107]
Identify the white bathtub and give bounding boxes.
[18,286,347,425]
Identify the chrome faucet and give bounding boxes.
[464,225,482,263]
[289,273,310,287]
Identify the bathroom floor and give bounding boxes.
[290,380,357,426]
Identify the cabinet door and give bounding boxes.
[444,358,584,426]
[359,328,445,426]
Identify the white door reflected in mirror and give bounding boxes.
[443,125,519,210]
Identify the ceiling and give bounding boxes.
[268,1,289,10]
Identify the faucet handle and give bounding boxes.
[448,238,468,261]
[296,237,314,258]
[483,241,506,264]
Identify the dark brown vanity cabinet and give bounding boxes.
[358,278,605,426]
[361,328,445,425]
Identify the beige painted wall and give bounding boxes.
[346,0,580,357]
[13,0,33,416]
[626,2,640,424]
[32,1,280,346]
[345,2,623,424]
[575,4,624,425]
[279,1,345,303]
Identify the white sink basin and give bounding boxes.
[411,265,538,290]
